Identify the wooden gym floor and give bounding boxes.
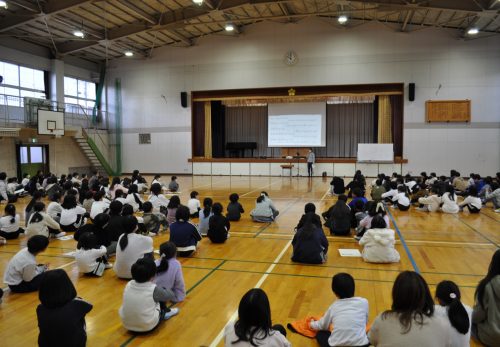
[0,176,498,347]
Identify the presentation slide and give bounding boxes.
[268,102,326,147]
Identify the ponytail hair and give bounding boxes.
[156,241,177,274]
[202,197,213,217]
[5,204,16,223]
[119,216,138,251]
[30,202,46,224]
[436,280,470,335]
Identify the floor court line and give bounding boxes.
[453,215,499,248]
[239,179,285,197]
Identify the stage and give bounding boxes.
[188,157,408,177]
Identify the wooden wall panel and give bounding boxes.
[426,100,471,122]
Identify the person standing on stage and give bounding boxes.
[307,148,315,177]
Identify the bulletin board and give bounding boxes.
[425,100,471,122]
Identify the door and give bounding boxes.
[16,144,49,179]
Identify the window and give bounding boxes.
[0,61,46,106]
[64,76,96,113]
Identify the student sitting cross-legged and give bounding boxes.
[155,241,186,303]
[0,204,24,240]
[75,232,111,276]
[37,269,93,347]
[119,257,179,333]
[292,212,328,264]
[309,273,370,347]
[3,235,49,293]
[169,206,202,257]
[359,215,400,264]
[226,193,244,221]
[207,203,230,243]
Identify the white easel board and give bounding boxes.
[357,144,393,163]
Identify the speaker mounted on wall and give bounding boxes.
[180,91,188,108]
[408,83,415,102]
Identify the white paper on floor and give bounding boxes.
[338,249,362,257]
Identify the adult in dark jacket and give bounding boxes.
[323,195,351,236]
[292,213,328,264]
[208,203,230,243]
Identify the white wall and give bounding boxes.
[107,18,500,176]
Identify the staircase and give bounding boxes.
[74,132,105,174]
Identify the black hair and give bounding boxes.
[397,185,406,194]
[77,232,97,250]
[256,195,265,203]
[150,183,162,196]
[354,199,364,211]
[371,215,387,228]
[50,192,61,202]
[0,172,6,180]
[110,177,121,190]
[171,175,177,181]
[154,174,161,180]
[118,215,139,251]
[128,184,138,194]
[260,191,269,197]
[190,191,199,199]
[4,204,16,223]
[430,172,436,177]
[304,203,316,214]
[175,205,190,222]
[375,179,382,186]
[26,190,43,213]
[445,185,456,201]
[352,187,363,198]
[167,195,181,209]
[436,280,470,334]
[212,202,223,216]
[142,201,153,213]
[298,212,317,241]
[63,181,73,191]
[467,186,478,197]
[332,273,355,299]
[202,197,213,217]
[229,193,239,203]
[122,204,134,216]
[384,271,434,333]
[476,249,500,309]
[389,181,398,190]
[114,189,124,198]
[93,213,110,228]
[94,190,104,201]
[61,194,77,209]
[233,288,273,346]
[27,235,49,254]
[131,257,157,283]
[368,202,386,217]
[38,269,77,309]
[337,194,348,202]
[84,191,94,200]
[30,202,46,223]
[156,241,177,274]
[109,200,123,215]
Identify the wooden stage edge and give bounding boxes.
[188,157,408,164]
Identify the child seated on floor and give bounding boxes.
[359,215,400,264]
[250,194,276,223]
[391,186,411,211]
[187,191,201,218]
[0,204,24,240]
[82,191,94,214]
[3,235,50,293]
[168,176,179,193]
[26,202,65,239]
[142,201,168,235]
[166,195,181,225]
[148,183,170,215]
[207,203,230,243]
[458,186,482,213]
[75,232,111,276]
[226,193,244,221]
[119,257,179,333]
[155,241,186,303]
[198,198,213,236]
[310,273,370,347]
[417,186,441,212]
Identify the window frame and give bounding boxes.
[0,60,46,106]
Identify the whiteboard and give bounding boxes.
[357,144,393,162]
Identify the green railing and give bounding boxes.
[83,128,117,176]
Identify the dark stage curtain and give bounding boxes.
[390,95,403,157]
[192,101,205,157]
[211,101,225,158]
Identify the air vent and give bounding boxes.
[139,133,151,144]
[0,128,20,137]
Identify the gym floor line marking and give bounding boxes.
[454,215,499,248]
[379,207,421,273]
[208,240,293,347]
[239,179,284,197]
[120,260,227,347]
[479,211,500,224]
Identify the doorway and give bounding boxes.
[16,144,49,179]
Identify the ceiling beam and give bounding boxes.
[8,0,39,12]
[0,0,94,32]
[55,0,290,54]
[116,0,157,25]
[350,0,491,13]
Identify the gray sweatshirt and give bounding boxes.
[472,275,500,347]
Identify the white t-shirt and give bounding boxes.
[434,304,472,347]
[90,200,110,219]
[148,194,169,213]
[114,233,153,279]
[392,192,410,206]
[59,206,87,227]
[47,202,62,220]
[310,297,370,346]
[187,198,201,214]
[125,193,143,212]
[75,246,107,273]
[381,189,398,199]
[224,322,291,347]
[0,214,20,233]
[3,248,45,286]
[459,196,482,210]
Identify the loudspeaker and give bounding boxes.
[180,92,188,108]
[408,83,415,102]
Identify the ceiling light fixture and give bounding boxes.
[124,51,134,57]
[338,15,348,24]
[193,0,203,5]
[0,1,7,9]
[467,28,479,35]
[225,23,234,32]
[73,30,84,38]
